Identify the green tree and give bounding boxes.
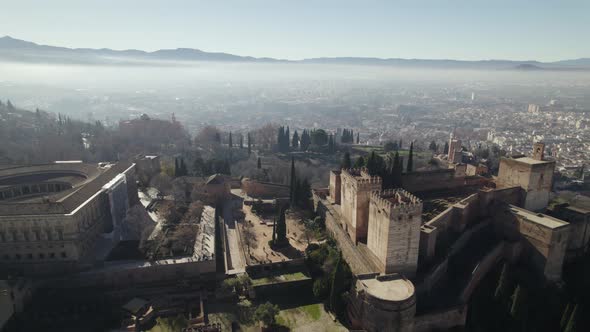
[247,132,252,155]
[356,132,359,144]
[494,263,512,302]
[366,151,379,175]
[239,133,243,149]
[564,304,578,332]
[407,141,414,172]
[229,132,233,148]
[429,140,437,152]
[354,156,365,168]
[294,177,311,209]
[561,303,572,331]
[341,152,352,169]
[328,252,350,315]
[383,140,398,152]
[290,156,296,206]
[152,315,188,332]
[300,129,312,150]
[311,129,328,146]
[392,151,402,187]
[275,206,287,245]
[257,157,261,169]
[510,285,528,321]
[292,130,299,149]
[254,302,280,327]
[313,278,329,299]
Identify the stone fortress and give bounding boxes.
[313,141,589,331]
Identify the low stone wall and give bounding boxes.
[413,305,468,332]
[252,277,313,298]
[44,258,217,289]
[241,178,290,199]
[245,258,306,277]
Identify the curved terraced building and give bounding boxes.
[0,161,137,276]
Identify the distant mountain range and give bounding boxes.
[1,36,589,70]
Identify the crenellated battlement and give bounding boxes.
[370,189,422,215]
[342,168,382,190]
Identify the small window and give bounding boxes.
[27,253,33,260]
[39,253,45,259]
[61,252,67,258]
[49,253,55,259]
[15,254,21,260]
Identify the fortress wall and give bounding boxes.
[402,170,489,194]
[417,258,448,295]
[453,193,481,232]
[401,170,454,192]
[413,305,468,332]
[240,179,290,199]
[315,197,374,275]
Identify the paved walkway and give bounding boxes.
[223,199,245,274]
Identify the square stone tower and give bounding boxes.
[497,143,555,212]
[367,189,422,277]
[532,142,545,161]
[340,168,382,243]
[448,134,462,164]
[329,170,341,204]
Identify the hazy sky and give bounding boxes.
[2,0,589,61]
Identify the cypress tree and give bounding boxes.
[329,252,344,312]
[399,139,403,150]
[292,130,299,150]
[341,152,352,169]
[174,158,179,177]
[354,156,365,168]
[429,140,437,152]
[272,213,277,242]
[564,304,578,332]
[407,141,414,173]
[366,151,379,175]
[392,152,403,187]
[248,133,252,155]
[229,132,233,148]
[561,303,572,331]
[275,206,287,244]
[285,126,290,152]
[257,157,262,169]
[494,263,511,302]
[239,134,243,149]
[356,132,360,144]
[510,285,528,321]
[290,157,296,206]
[443,141,449,154]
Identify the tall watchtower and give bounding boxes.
[532,142,545,161]
[367,189,422,277]
[340,168,382,243]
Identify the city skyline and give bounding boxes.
[2,0,589,62]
